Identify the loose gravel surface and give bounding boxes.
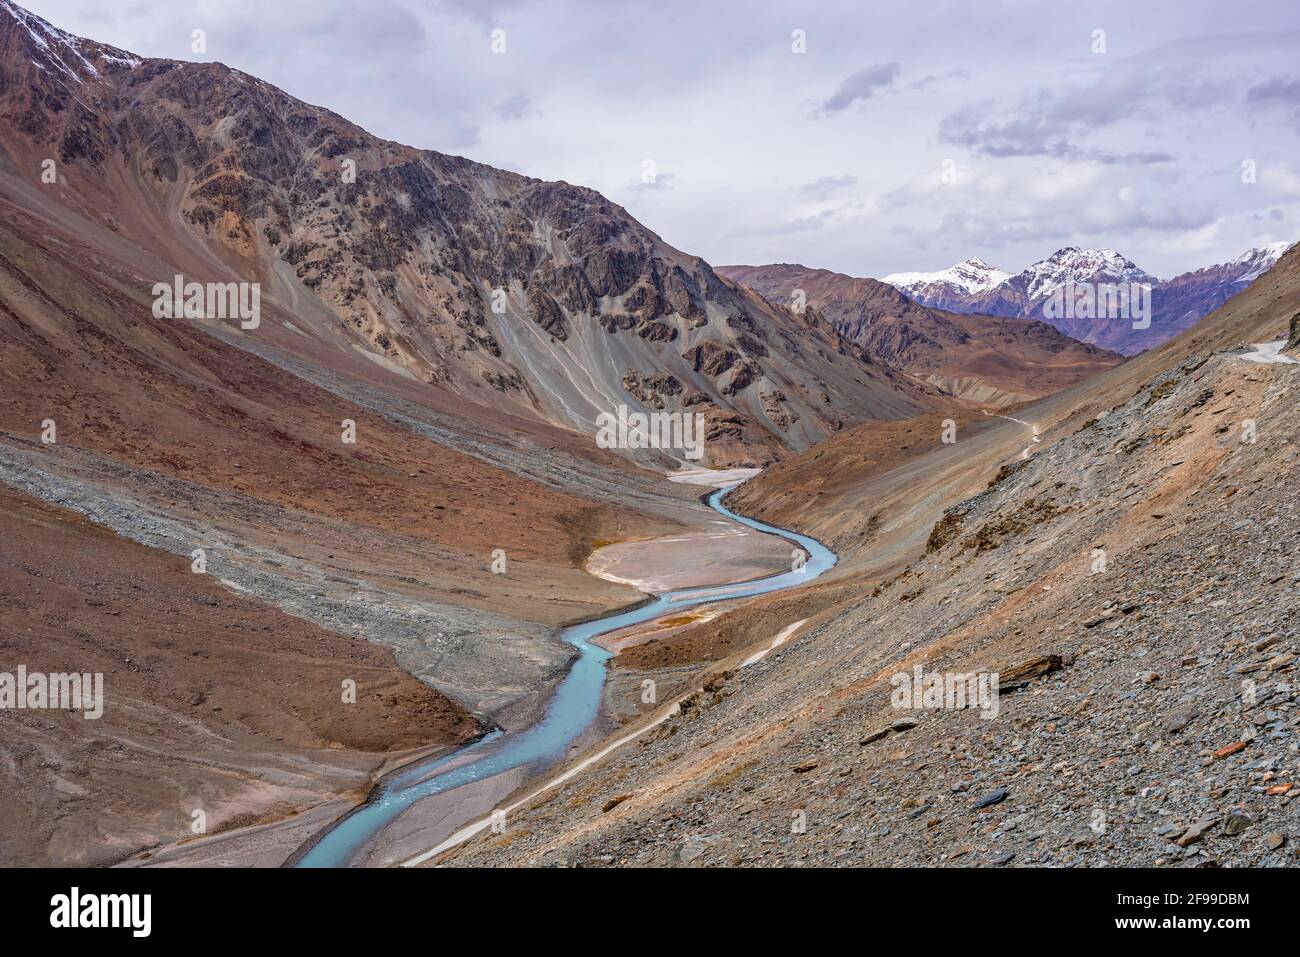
[441,348,1299,867]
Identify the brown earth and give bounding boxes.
[718,263,1123,405]
[0,485,481,867]
[0,200,664,567]
[433,246,1300,869]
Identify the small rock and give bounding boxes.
[1174,817,1219,847]
[677,835,719,864]
[1265,832,1286,851]
[1223,812,1254,837]
[1213,741,1248,760]
[974,788,1008,810]
[1265,652,1296,672]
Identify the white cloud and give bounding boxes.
[19,0,1300,278]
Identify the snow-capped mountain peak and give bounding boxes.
[1226,242,1294,282]
[0,0,140,83]
[883,256,1011,296]
[1018,247,1156,301]
[882,240,1293,355]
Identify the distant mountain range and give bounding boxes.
[882,244,1293,355]
[717,264,1122,406]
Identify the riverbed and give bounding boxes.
[293,483,836,867]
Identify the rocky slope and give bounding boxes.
[0,0,936,468]
[719,263,1122,406]
[436,248,1300,869]
[0,0,767,862]
[885,244,1294,356]
[0,484,482,866]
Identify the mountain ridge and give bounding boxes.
[717,262,1123,406]
[0,0,946,468]
[882,242,1294,354]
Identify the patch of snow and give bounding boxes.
[2,0,142,80]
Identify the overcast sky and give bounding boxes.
[24,0,1300,279]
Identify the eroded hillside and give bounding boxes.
[436,251,1300,869]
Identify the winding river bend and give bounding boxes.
[294,485,837,867]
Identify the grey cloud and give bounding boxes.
[1246,76,1300,103]
[938,82,1175,166]
[813,62,900,117]
[730,211,834,238]
[494,92,535,121]
[912,186,1215,249]
[934,56,1246,166]
[907,70,971,92]
[799,175,857,200]
[1246,76,1300,130]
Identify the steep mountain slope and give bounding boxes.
[434,248,1300,870]
[448,337,1300,869]
[887,244,1294,356]
[0,0,933,467]
[0,142,694,861]
[719,263,1122,405]
[0,0,799,862]
[0,484,481,867]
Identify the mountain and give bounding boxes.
[1013,246,1155,301]
[438,244,1300,870]
[0,0,937,469]
[0,0,828,860]
[881,256,1011,310]
[885,243,1294,355]
[1150,242,1296,353]
[718,263,1123,406]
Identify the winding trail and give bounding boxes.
[1239,339,1299,365]
[293,482,836,867]
[978,339,1296,465]
[982,409,1041,460]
